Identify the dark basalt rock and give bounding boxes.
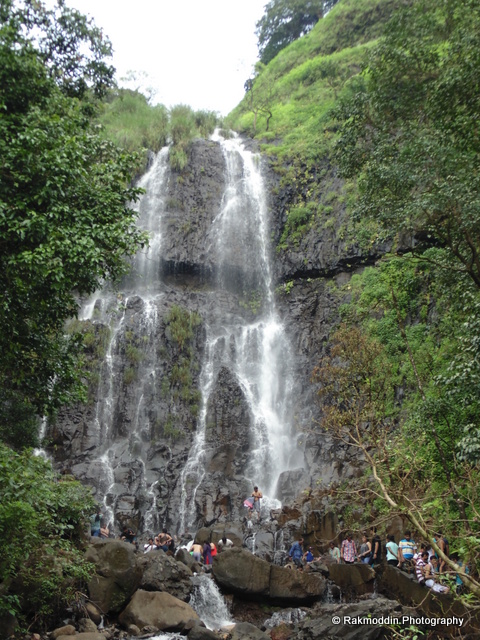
[212,548,325,604]
[46,136,385,534]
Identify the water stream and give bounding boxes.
[178,132,299,532]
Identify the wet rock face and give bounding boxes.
[47,137,376,535]
[137,550,194,601]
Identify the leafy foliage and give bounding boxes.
[0,1,147,425]
[256,0,339,64]
[314,254,480,598]
[0,444,95,627]
[1,0,115,99]
[99,88,169,159]
[335,0,480,287]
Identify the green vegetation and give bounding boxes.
[335,0,480,289]
[256,0,340,65]
[99,89,169,168]
[157,305,203,438]
[309,0,480,602]
[0,0,147,431]
[228,0,404,252]
[0,443,94,630]
[99,97,218,172]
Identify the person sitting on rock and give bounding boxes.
[415,550,428,585]
[328,541,341,563]
[144,537,156,553]
[100,521,110,539]
[424,556,450,593]
[289,537,304,568]
[155,528,172,552]
[398,531,417,570]
[90,507,101,537]
[357,534,372,564]
[218,536,233,551]
[121,525,136,544]
[341,533,357,564]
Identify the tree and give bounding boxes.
[244,62,275,132]
[335,0,480,288]
[313,324,480,600]
[256,0,339,64]
[0,1,147,431]
[0,442,95,627]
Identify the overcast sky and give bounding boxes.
[62,0,266,114]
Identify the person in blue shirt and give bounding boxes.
[289,537,304,568]
[303,546,315,563]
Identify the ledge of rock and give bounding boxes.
[212,548,325,604]
[328,562,376,597]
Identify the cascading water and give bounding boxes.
[48,132,302,536]
[189,574,233,630]
[178,132,300,532]
[69,148,170,532]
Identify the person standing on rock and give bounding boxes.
[289,537,304,569]
[328,541,341,563]
[252,485,263,522]
[203,541,213,565]
[340,533,357,564]
[90,507,101,537]
[191,542,203,562]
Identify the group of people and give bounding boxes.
[326,529,468,594]
[143,528,176,553]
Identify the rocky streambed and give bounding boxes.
[20,522,480,640]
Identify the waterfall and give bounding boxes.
[178,132,299,532]
[48,133,301,536]
[70,148,170,532]
[189,574,233,630]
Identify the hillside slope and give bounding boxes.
[227,0,406,266]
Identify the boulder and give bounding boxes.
[78,618,98,632]
[291,597,410,640]
[212,548,325,604]
[118,589,199,632]
[52,625,76,639]
[85,539,142,613]
[137,550,193,601]
[328,562,376,597]
[85,602,102,625]
[188,625,221,640]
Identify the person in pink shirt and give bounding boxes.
[341,533,357,564]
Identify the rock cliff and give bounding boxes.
[46,135,378,536]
